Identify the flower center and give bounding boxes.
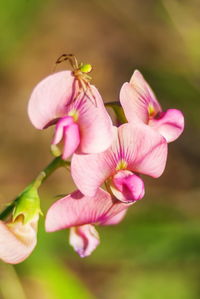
[148,103,156,118]
[116,159,127,170]
[68,109,79,122]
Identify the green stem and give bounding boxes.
[0,156,70,220]
[33,156,69,188]
[105,102,127,124]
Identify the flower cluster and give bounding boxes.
[0,58,184,263]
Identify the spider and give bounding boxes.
[55,53,97,106]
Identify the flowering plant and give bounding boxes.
[0,55,184,263]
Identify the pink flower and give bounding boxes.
[120,70,184,142]
[45,188,129,257]
[28,71,113,159]
[71,123,167,203]
[0,215,38,264]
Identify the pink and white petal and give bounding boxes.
[101,209,128,226]
[28,71,76,129]
[45,188,129,232]
[72,86,114,154]
[120,82,149,124]
[71,127,118,196]
[0,216,38,264]
[130,70,162,113]
[149,109,184,143]
[118,123,168,178]
[62,123,80,160]
[69,225,99,258]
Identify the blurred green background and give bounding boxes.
[0,0,200,298]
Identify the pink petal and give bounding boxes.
[120,82,149,124]
[52,116,74,145]
[51,115,80,159]
[130,70,162,113]
[73,87,114,153]
[0,216,38,264]
[62,123,80,160]
[110,170,145,203]
[28,71,75,129]
[149,109,184,143]
[119,123,168,178]
[69,224,99,258]
[45,188,129,232]
[101,209,127,226]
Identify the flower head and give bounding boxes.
[120,70,184,142]
[71,123,167,203]
[45,188,129,257]
[28,71,113,159]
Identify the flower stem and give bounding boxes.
[105,102,127,124]
[33,156,69,188]
[0,156,70,220]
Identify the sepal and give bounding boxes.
[13,184,42,225]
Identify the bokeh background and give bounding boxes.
[0,0,200,298]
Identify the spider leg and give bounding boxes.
[84,74,92,81]
[55,54,79,70]
[84,81,97,106]
[79,80,94,105]
[72,79,93,105]
[55,54,69,64]
[72,79,83,103]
